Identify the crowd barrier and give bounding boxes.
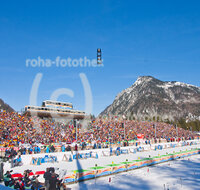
[31,140,200,164]
[129,148,136,153]
[155,145,163,150]
[0,139,199,156]
[11,170,45,179]
[31,155,58,165]
[120,149,128,154]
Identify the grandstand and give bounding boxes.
[23,100,85,119]
[42,100,73,109]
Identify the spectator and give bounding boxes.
[3,171,12,186]
[44,168,51,190]
[49,173,59,190]
[14,155,22,167]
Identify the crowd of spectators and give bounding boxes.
[3,167,64,189]
[0,111,196,149]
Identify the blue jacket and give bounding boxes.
[46,147,50,153]
[16,157,22,163]
[61,145,65,152]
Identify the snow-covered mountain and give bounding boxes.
[100,76,200,121]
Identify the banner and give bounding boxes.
[137,134,144,139]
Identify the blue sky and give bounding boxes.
[0,0,200,115]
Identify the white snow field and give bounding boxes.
[2,140,200,190]
[68,154,200,190]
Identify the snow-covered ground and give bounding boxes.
[3,142,199,174]
[68,154,200,190]
[4,141,200,186]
